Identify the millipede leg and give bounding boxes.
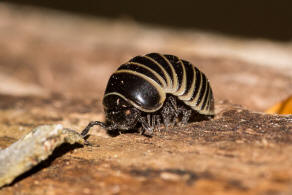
[138,114,154,135]
[169,95,195,126]
[168,96,181,121]
[161,102,176,129]
[180,108,192,125]
[151,115,156,129]
[147,114,151,126]
[169,96,178,112]
[154,115,161,130]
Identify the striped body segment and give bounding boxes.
[104,53,214,116]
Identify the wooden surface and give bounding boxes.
[0,3,291,195]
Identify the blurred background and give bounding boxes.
[0,0,291,113]
[3,0,292,41]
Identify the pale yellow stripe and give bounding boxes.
[185,71,203,107]
[126,62,167,88]
[178,65,196,100]
[143,55,172,92]
[159,54,178,93]
[173,58,187,96]
[197,81,209,109]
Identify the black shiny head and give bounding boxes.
[104,71,164,112]
[80,94,142,138]
[103,94,141,130]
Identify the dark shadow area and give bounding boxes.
[3,0,292,41]
[106,128,141,137]
[189,111,214,123]
[7,143,83,187]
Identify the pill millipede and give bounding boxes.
[81,53,214,136]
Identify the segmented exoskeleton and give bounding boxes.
[81,53,214,136]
